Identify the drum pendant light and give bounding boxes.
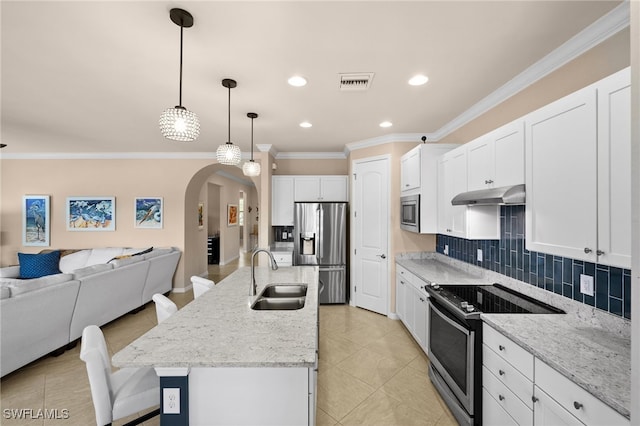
[159,8,200,142]
[216,79,241,165]
[242,113,261,176]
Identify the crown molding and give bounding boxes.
[0,152,223,160]
[344,133,434,154]
[433,1,630,140]
[274,151,348,160]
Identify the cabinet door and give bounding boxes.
[533,387,584,426]
[395,273,406,322]
[401,146,421,192]
[272,176,295,226]
[493,120,525,188]
[448,150,468,238]
[320,176,348,201]
[294,177,321,201]
[467,135,494,191]
[596,68,631,269]
[412,287,428,350]
[484,388,519,426]
[525,86,597,261]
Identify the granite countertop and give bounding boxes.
[482,314,630,419]
[112,266,318,369]
[396,257,492,285]
[396,255,631,419]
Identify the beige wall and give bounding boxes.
[274,158,348,175]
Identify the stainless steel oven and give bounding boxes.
[400,194,420,232]
[428,298,480,426]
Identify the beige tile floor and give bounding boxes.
[1,254,456,426]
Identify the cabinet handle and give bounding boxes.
[532,396,539,403]
[597,249,605,256]
[498,345,505,351]
[498,395,505,401]
[485,179,494,184]
[405,184,410,187]
[498,370,505,376]
[584,247,593,254]
[419,297,425,302]
[573,401,583,410]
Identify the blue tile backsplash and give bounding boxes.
[436,205,631,319]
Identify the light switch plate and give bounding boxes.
[444,245,449,255]
[477,249,483,262]
[580,274,594,297]
[163,388,180,414]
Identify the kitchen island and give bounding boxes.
[112,265,319,426]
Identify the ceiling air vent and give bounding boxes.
[338,73,374,91]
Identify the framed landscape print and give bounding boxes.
[135,197,163,229]
[66,197,115,231]
[227,204,238,226]
[22,195,50,246]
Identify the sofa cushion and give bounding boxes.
[86,248,125,266]
[59,249,91,273]
[72,263,113,279]
[0,285,10,299]
[110,256,144,268]
[8,273,73,296]
[0,265,20,278]
[18,251,61,279]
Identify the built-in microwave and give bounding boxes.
[400,194,420,232]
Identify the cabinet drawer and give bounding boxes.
[483,343,533,409]
[396,265,424,290]
[483,366,533,426]
[483,324,533,380]
[535,359,629,426]
[483,388,518,426]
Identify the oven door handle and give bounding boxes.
[429,299,471,335]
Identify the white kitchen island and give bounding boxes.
[112,266,319,426]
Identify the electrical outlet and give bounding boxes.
[163,388,180,414]
[477,249,483,262]
[580,274,594,297]
[444,245,449,255]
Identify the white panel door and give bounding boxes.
[596,68,631,268]
[525,86,598,261]
[353,157,389,315]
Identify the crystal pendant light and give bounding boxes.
[216,79,241,165]
[242,113,261,176]
[159,8,200,142]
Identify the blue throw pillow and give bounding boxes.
[18,251,61,279]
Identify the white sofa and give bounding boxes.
[0,247,181,377]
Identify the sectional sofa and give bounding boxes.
[0,247,181,377]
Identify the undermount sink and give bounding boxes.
[260,284,308,298]
[251,297,306,311]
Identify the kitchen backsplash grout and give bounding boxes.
[436,205,631,320]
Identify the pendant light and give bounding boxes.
[216,79,241,165]
[242,113,261,176]
[159,8,200,142]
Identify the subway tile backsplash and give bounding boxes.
[436,205,631,319]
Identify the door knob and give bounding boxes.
[377,254,386,259]
[584,247,592,254]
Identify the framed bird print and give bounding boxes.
[135,197,163,229]
[23,195,50,246]
[66,196,115,231]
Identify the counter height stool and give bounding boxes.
[152,293,178,324]
[80,325,160,426]
[191,275,215,299]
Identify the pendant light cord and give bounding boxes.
[227,85,231,144]
[250,117,254,161]
[178,25,184,107]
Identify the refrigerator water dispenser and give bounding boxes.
[300,233,316,255]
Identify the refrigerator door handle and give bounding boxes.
[318,279,325,296]
[317,206,322,262]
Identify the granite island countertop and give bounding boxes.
[112,266,318,369]
[396,254,631,419]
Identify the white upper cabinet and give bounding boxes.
[294,176,348,202]
[467,120,525,191]
[272,176,295,226]
[400,145,421,193]
[438,148,500,240]
[525,68,630,268]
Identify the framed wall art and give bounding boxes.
[227,204,238,227]
[198,202,204,230]
[22,195,50,246]
[66,197,115,231]
[135,197,163,229]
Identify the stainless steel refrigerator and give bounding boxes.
[294,202,347,304]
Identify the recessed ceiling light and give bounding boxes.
[408,74,429,86]
[379,121,393,128]
[299,121,312,128]
[288,76,307,87]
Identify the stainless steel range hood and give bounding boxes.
[451,184,525,206]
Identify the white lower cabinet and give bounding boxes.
[483,324,629,426]
[395,264,428,354]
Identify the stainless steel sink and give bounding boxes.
[251,297,306,311]
[260,284,308,298]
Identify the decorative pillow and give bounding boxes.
[86,248,125,266]
[0,265,20,278]
[59,249,92,273]
[108,247,153,263]
[18,251,61,279]
[110,256,144,268]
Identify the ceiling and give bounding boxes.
[0,1,624,158]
